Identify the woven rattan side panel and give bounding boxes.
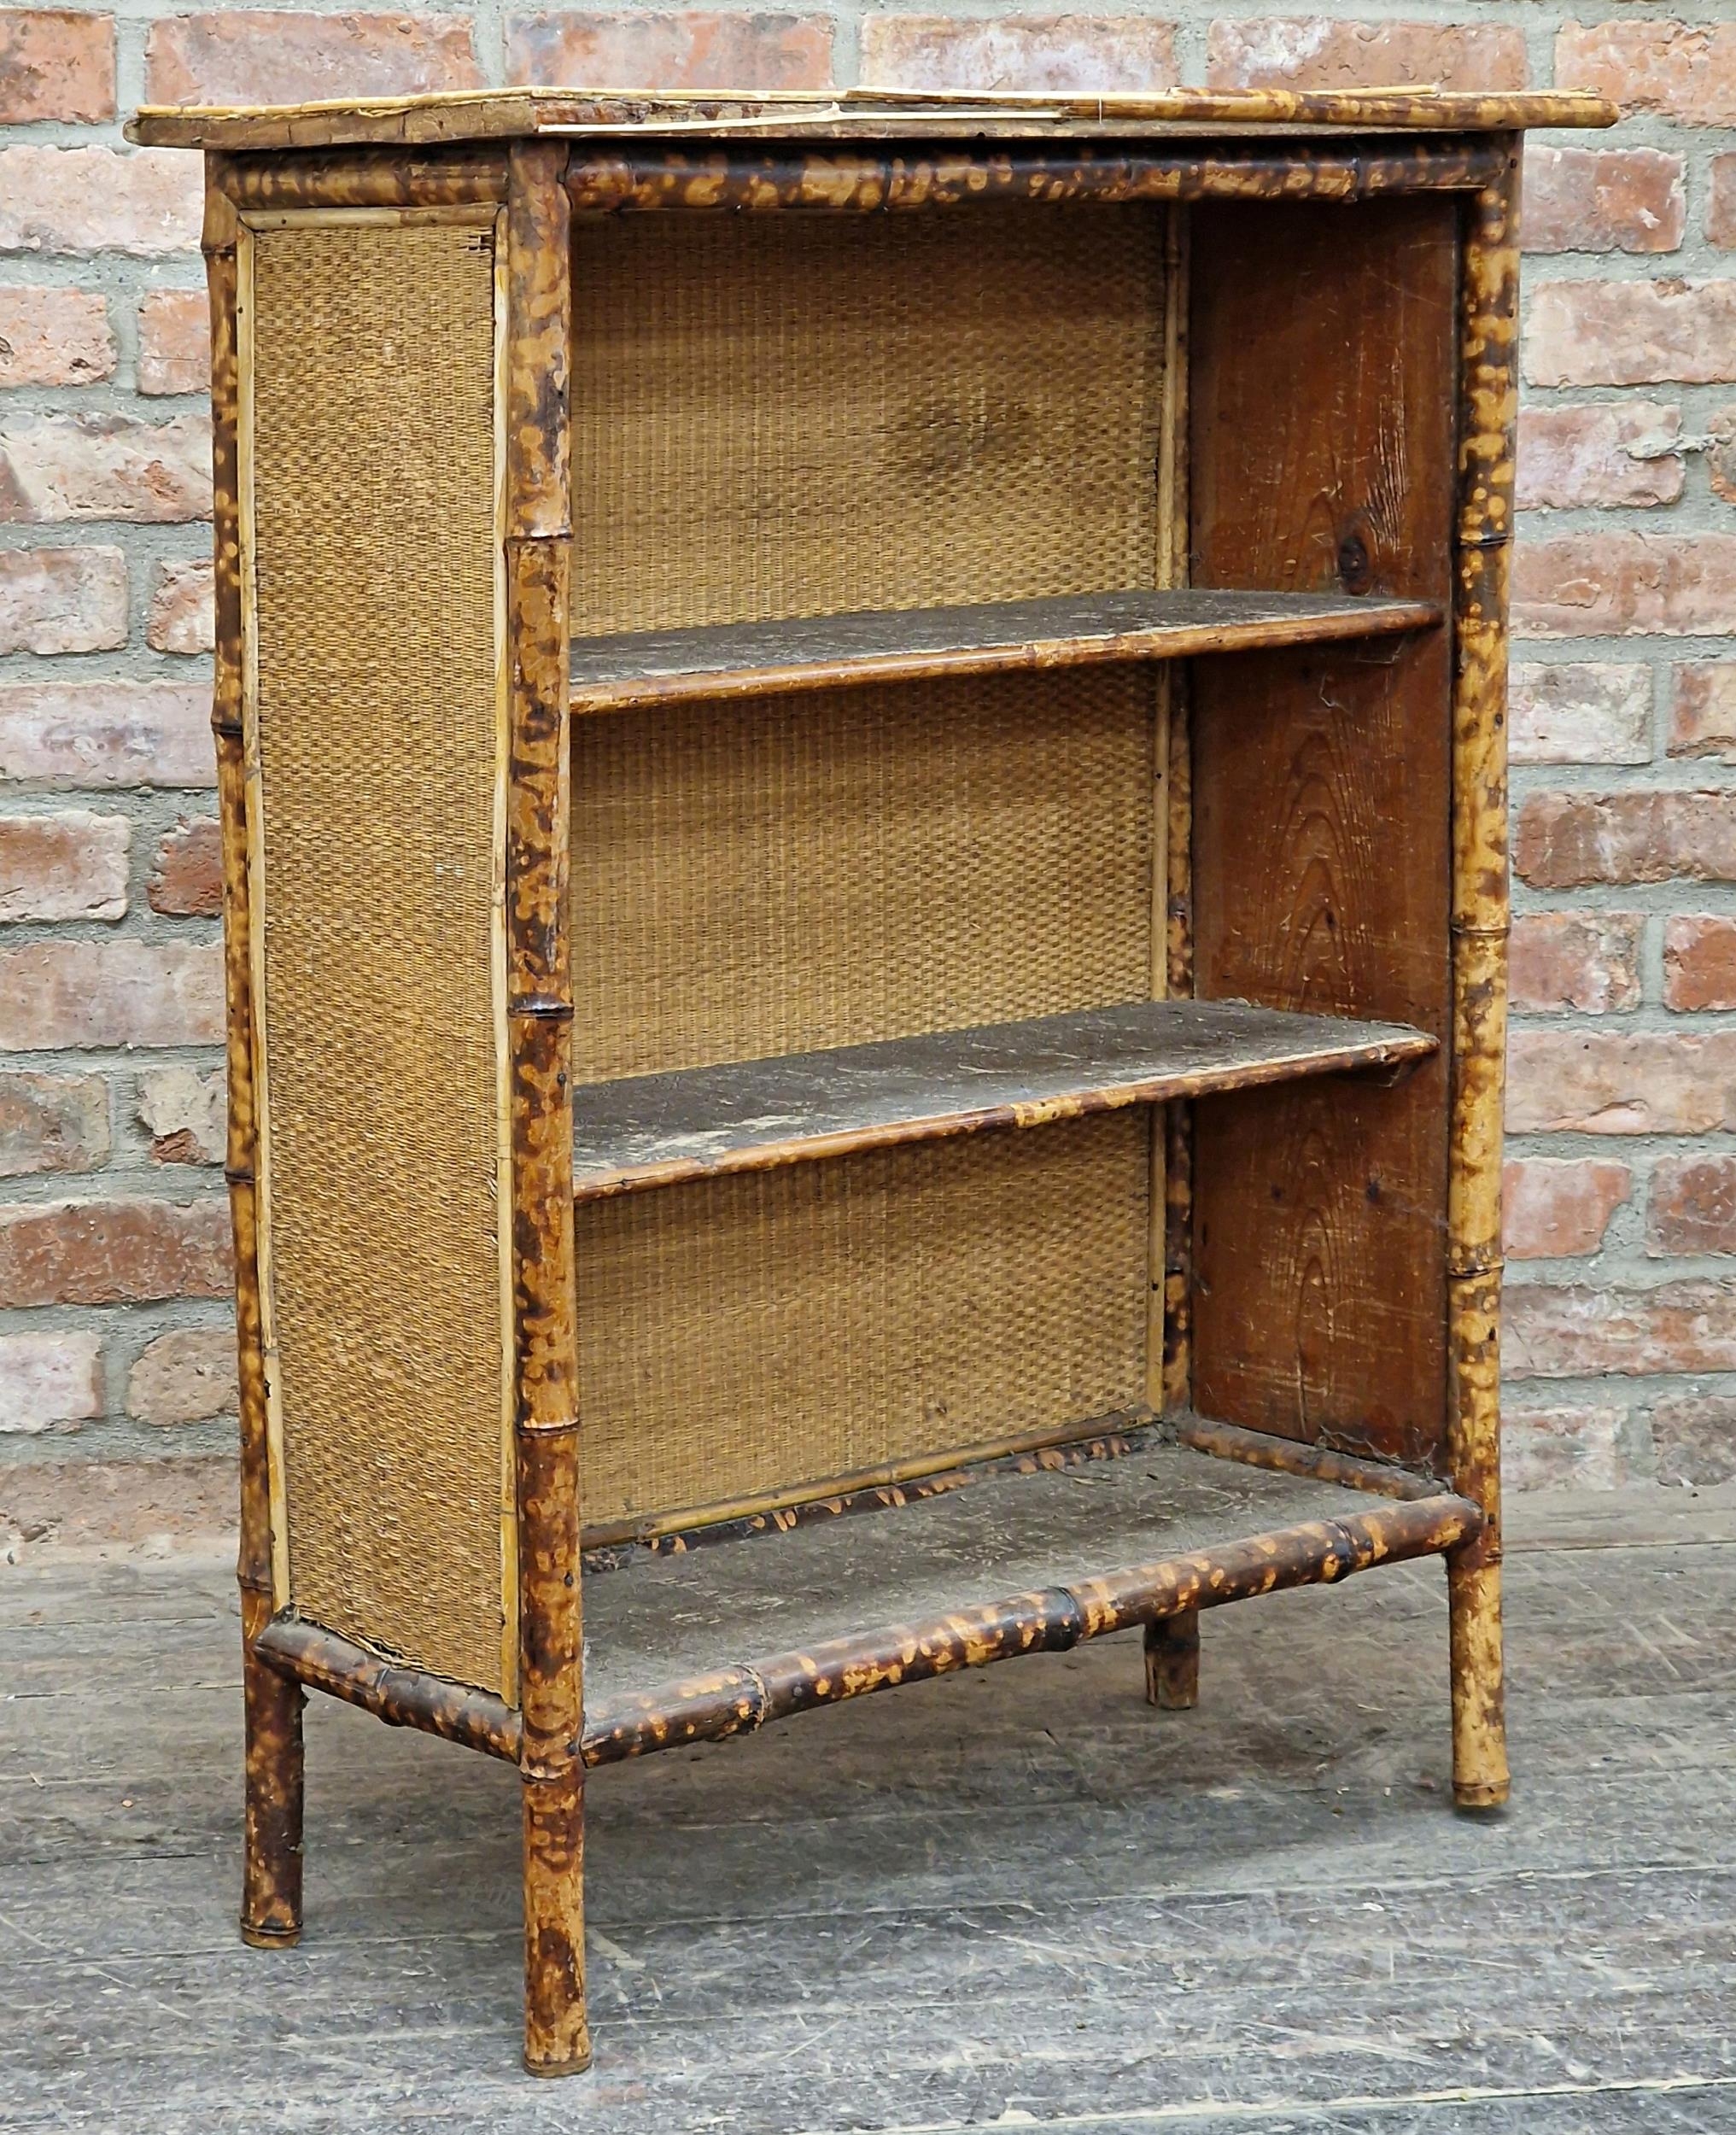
[571,669,1154,1080]
[574,1114,1149,1530]
[570,205,1165,634]
[247,216,507,1693]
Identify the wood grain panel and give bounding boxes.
[1188,197,1458,1468]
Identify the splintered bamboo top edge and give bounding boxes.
[128,86,1616,151]
[569,591,1445,717]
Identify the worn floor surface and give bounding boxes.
[3,1489,1735,2134]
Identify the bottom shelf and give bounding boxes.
[577,1430,1478,1764]
[257,1430,1480,1769]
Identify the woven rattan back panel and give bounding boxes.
[571,669,1154,1080]
[248,214,507,1693]
[575,1113,1149,1530]
[570,205,1165,634]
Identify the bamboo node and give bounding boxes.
[510,994,576,1021]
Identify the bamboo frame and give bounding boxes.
[181,99,1545,2070]
[1445,145,1520,1816]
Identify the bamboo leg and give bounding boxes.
[205,156,308,1941]
[1447,149,1519,1815]
[240,1589,304,1943]
[1143,1609,1200,1710]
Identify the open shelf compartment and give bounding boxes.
[569,588,1443,717]
[576,1429,1480,1764]
[570,997,1436,1200]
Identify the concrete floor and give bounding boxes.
[4,1489,1735,2134]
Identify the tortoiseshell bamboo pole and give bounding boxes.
[1447,143,1519,1815]
[502,139,588,2075]
[1143,1610,1200,1710]
[563,139,1510,215]
[1160,201,1194,1420]
[215,145,507,211]
[205,159,305,1945]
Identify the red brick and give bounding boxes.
[147,10,480,105]
[148,816,221,917]
[0,289,113,387]
[147,559,213,655]
[1506,1278,1736,1378]
[1523,143,1684,257]
[1510,911,1641,1015]
[1504,1404,1623,1492]
[1504,1158,1630,1260]
[137,289,208,397]
[1516,402,1680,511]
[0,413,210,524]
[0,8,114,122]
[861,15,1172,91]
[1510,664,1651,767]
[1509,1030,1736,1136]
[0,548,126,657]
[1650,1396,1736,1488]
[0,1197,229,1307]
[1706,406,1736,509]
[1556,21,1736,130]
[0,681,212,787]
[1710,156,1736,251]
[1206,18,1524,92]
[0,1071,108,1178]
[1525,279,1736,389]
[1648,1155,1736,1257]
[1514,532,1736,638]
[1517,790,1736,889]
[511,10,833,90]
[126,1326,236,1425]
[0,1331,102,1435]
[0,147,200,258]
[1665,915,1736,1011]
[0,810,128,922]
[1670,665,1736,763]
[0,939,222,1050]
[136,1065,224,1166]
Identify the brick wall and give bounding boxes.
[1,0,1731,1541]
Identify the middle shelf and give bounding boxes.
[568,588,1443,717]
[570,998,1437,1202]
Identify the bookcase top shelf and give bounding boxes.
[129,84,1616,152]
[569,589,1443,718]
[570,998,1437,1202]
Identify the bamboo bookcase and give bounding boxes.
[132,83,1617,2076]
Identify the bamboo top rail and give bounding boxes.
[570,999,1437,1202]
[129,85,1616,152]
[569,590,1442,718]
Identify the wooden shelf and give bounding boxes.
[575,1429,1481,1765]
[569,589,1444,717]
[571,998,1436,1201]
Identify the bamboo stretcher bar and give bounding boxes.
[564,138,1513,214]
[255,1617,521,1758]
[1444,145,1519,1815]
[1174,1414,1448,1502]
